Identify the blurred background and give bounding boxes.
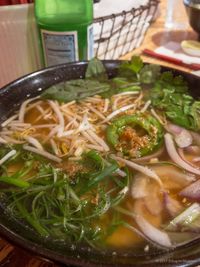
[0,0,159,87]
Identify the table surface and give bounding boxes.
[121,0,198,71]
[0,1,199,267]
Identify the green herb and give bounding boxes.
[41,79,110,103]
[0,147,128,248]
[85,57,108,81]
[41,58,111,103]
[165,203,200,232]
[139,64,161,84]
[0,176,30,188]
[119,56,144,77]
[117,56,160,84]
[149,71,200,131]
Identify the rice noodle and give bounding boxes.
[9,126,25,132]
[24,136,44,150]
[112,96,120,111]
[110,155,162,186]
[86,105,106,120]
[0,149,16,166]
[165,133,200,176]
[74,146,84,157]
[84,96,102,103]
[81,131,99,146]
[23,145,61,163]
[33,124,56,129]
[1,135,25,144]
[9,122,31,128]
[43,126,60,143]
[0,130,13,135]
[1,114,18,127]
[50,139,59,155]
[103,99,110,113]
[150,108,165,125]
[36,104,45,115]
[78,113,94,132]
[87,130,110,151]
[102,103,136,123]
[141,100,151,113]
[85,144,105,152]
[59,129,75,137]
[62,109,82,121]
[64,119,77,131]
[18,96,40,122]
[114,91,140,97]
[48,100,65,134]
[0,137,7,144]
[61,100,76,109]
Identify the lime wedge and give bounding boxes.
[181,40,200,57]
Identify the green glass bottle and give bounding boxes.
[34,0,94,67]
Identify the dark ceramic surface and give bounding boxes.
[184,0,200,40]
[0,61,200,267]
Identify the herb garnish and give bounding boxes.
[0,147,129,247]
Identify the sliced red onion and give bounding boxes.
[164,133,200,176]
[151,164,195,185]
[131,175,148,199]
[185,145,200,154]
[178,148,198,168]
[179,179,200,201]
[132,146,164,163]
[165,123,183,135]
[174,129,193,148]
[132,200,172,247]
[193,157,200,163]
[134,213,172,247]
[144,193,163,216]
[165,123,193,148]
[191,131,200,146]
[164,192,183,217]
[111,154,163,186]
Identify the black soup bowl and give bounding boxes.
[1,61,200,267]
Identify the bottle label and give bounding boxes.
[41,30,79,66]
[87,24,94,60]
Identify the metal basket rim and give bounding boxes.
[94,0,160,22]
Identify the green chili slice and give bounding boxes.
[106,113,163,158]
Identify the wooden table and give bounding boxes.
[121,0,198,72]
[0,1,199,266]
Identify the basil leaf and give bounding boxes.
[41,79,110,103]
[85,57,108,81]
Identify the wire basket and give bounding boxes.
[94,0,159,59]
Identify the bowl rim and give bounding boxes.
[1,60,200,267]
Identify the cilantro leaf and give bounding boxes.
[118,56,143,78]
[150,71,200,131]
